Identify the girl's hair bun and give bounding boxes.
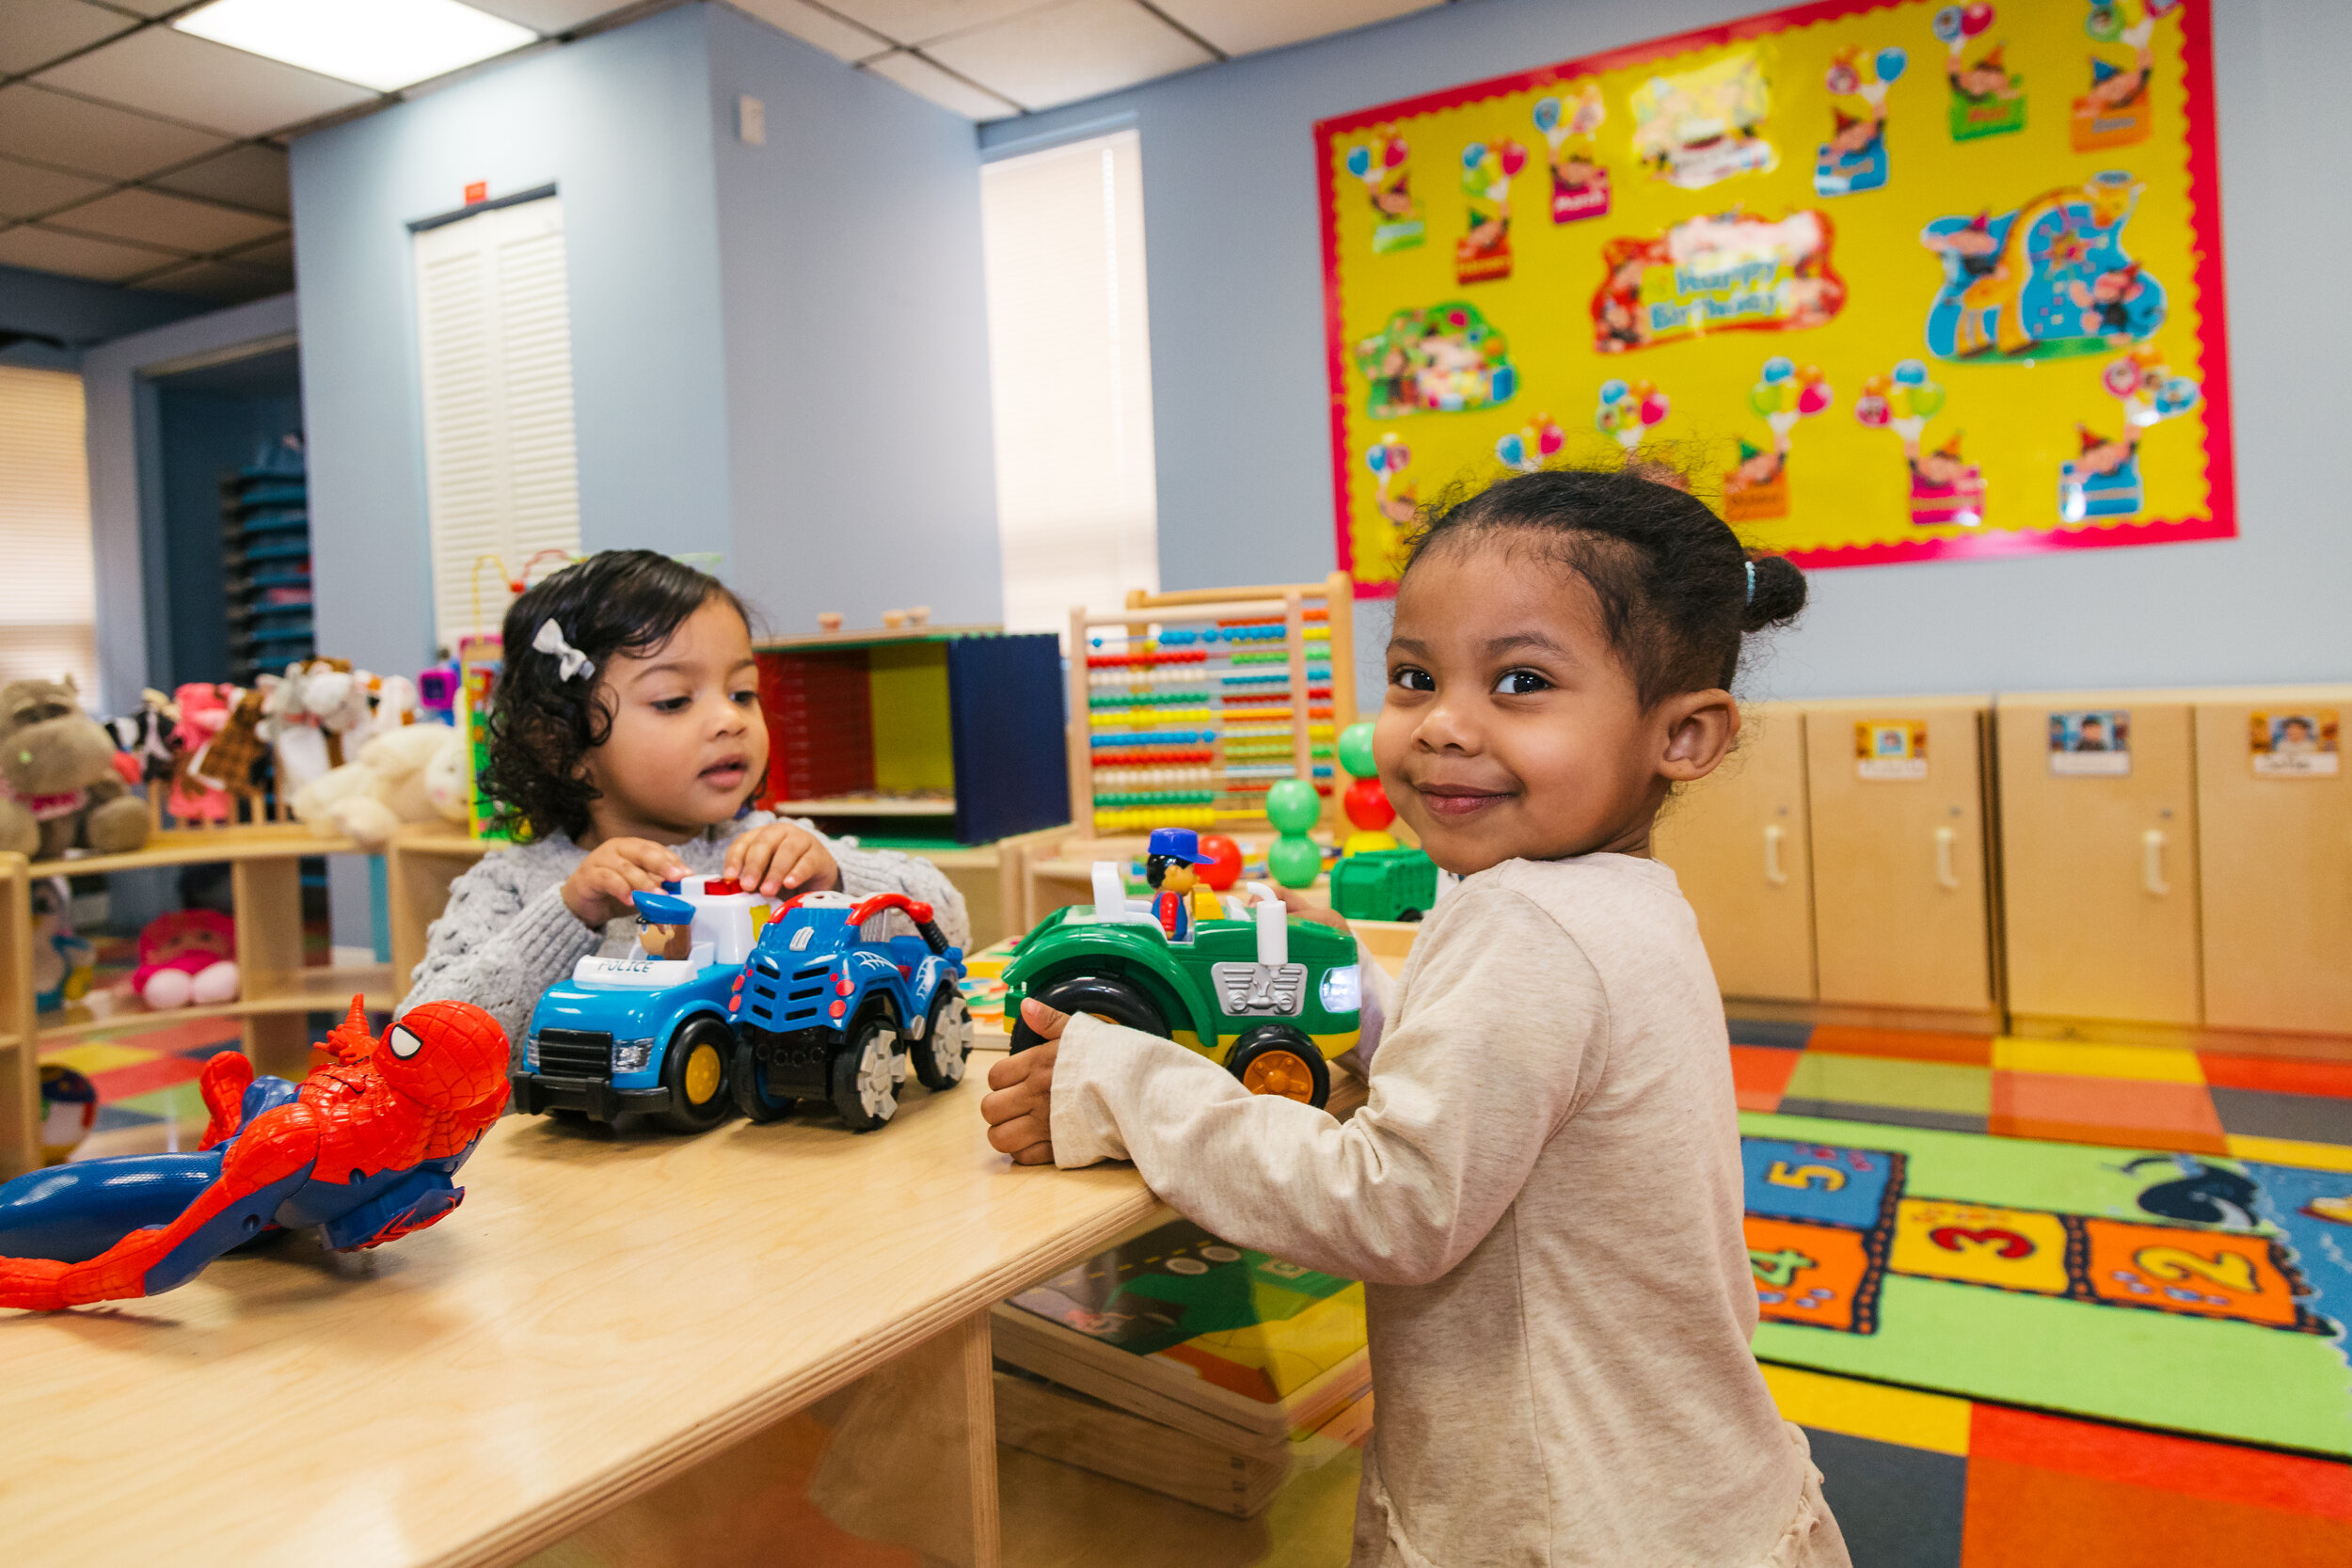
[1741,554,1807,632]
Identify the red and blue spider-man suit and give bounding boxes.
[0,997,508,1309]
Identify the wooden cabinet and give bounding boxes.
[1803,698,1997,1017]
[1997,692,2201,1028]
[2195,686,2352,1036]
[1654,703,1815,1002]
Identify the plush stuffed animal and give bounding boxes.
[128,908,239,1010]
[105,688,179,791]
[260,658,366,796]
[30,877,95,1010]
[0,677,152,858]
[191,685,272,807]
[291,722,469,850]
[167,682,235,822]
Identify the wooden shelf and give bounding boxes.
[29,823,363,879]
[756,622,1000,651]
[772,795,957,817]
[33,964,393,1045]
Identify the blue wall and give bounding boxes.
[707,5,1002,638]
[983,0,2352,699]
[291,3,732,676]
[0,263,210,371]
[291,1,1003,672]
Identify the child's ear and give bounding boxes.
[1658,689,1739,784]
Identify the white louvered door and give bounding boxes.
[413,196,580,652]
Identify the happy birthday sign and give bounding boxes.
[1316,0,2232,590]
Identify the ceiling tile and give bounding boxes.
[34,27,377,139]
[731,0,893,62]
[0,155,112,222]
[0,0,141,75]
[927,0,1211,111]
[0,220,182,281]
[861,49,1020,119]
[460,0,616,31]
[147,142,290,216]
[47,185,284,252]
[0,84,230,181]
[826,0,1053,47]
[1152,0,1438,57]
[221,232,292,267]
[129,256,291,304]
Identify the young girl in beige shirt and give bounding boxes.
[982,466,1851,1567]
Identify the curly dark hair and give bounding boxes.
[1401,460,1805,707]
[480,550,752,842]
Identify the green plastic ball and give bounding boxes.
[1337,721,1378,781]
[1269,834,1323,889]
[1264,778,1323,833]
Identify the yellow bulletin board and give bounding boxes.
[1316,0,2233,592]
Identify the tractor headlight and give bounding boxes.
[613,1037,655,1073]
[525,1034,541,1070]
[1319,965,1360,1013]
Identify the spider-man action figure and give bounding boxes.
[0,996,508,1310]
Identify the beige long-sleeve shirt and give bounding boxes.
[1050,854,1848,1568]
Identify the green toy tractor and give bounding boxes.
[1002,865,1361,1108]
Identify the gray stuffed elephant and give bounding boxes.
[0,676,151,859]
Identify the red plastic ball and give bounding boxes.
[1343,775,1397,832]
[1197,833,1244,891]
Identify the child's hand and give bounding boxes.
[725,821,839,898]
[1275,888,1353,935]
[562,838,690,927]
[982,999,1067,1165]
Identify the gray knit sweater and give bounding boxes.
[397,813,968,1066]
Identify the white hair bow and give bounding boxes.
[532,619,595,681]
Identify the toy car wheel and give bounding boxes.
[830,1011,903,1132]
[657,1017,736,1133]
[914,988,973,1090]
[1226,1024,1329,1109]
[731,1042,796,1123]
[1008,974,1168,1054]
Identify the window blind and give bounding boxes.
[980,129,1159,642]
[0,366,99,697]
[413,194,582,652]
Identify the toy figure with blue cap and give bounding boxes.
[1144,828,1219,942]
[634,889,698,961]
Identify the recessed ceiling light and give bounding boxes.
[174,0,538,95]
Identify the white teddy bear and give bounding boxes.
[291,722,469,850]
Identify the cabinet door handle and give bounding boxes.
[1764,823,1788,885]
[1934,826,1960,890]
[2142,829,2169,896]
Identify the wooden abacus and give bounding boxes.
[1066,572,1359,836]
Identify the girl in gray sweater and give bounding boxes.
[398,551,964,1057]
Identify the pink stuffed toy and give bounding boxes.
[167,682,233,823]
[129,910,239,1010]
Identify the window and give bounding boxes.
[413,193,582,653]
[980,129,1159,641]
[0,366,99,697]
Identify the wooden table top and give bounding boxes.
[0,1070,1156,1568]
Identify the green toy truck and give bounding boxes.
[1327,847,1439,924]
[1003,868,1361,1108]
